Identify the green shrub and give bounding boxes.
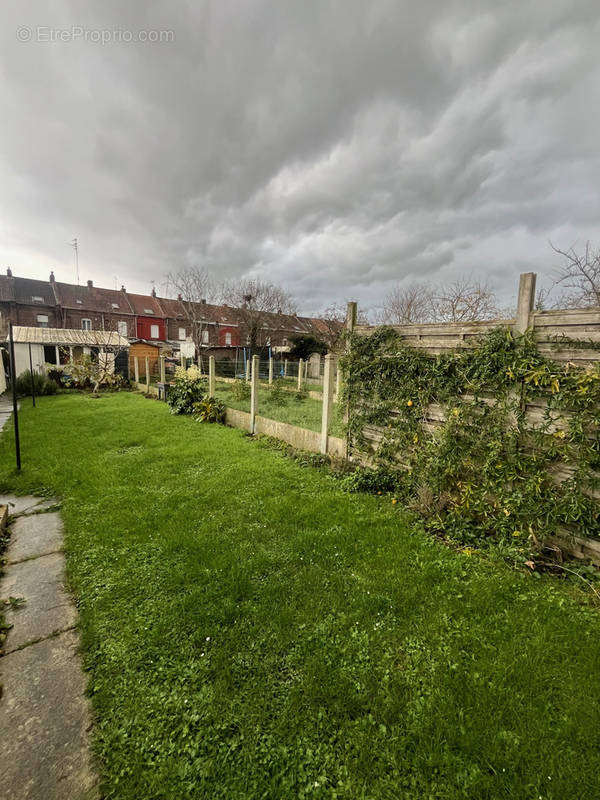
[231,379,250,402]
[265,379,288,407]
[193,395,226,424]
[14,370,58,397]
[339,466,397,494]
[167,370,207,414]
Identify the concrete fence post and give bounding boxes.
[159,356,166,383]
[134,356,139,385]
[208,355,216,397]
[180,352,185,368]
[268,357,273,385]
[284,359,288,377]
[514,272,537,335]
[250,354,259,434]
[343,301,358,458]
[297,358,304,390]
[245,359,250,383]
[334,363,341,403]
[320,354,336,454]
[145,357,150,391]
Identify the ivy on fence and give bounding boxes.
[341,326,600,552]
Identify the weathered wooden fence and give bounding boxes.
[345,273,600,562]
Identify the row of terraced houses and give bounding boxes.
[0,269,333,359]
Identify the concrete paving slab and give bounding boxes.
[0,629,99,800]
[6,511,64,564]
[0,494,42,515]
[1,552,76,652]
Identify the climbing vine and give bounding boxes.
[340,326,600,552]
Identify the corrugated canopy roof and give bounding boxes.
[11,326,130,348]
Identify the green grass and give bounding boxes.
[0,393,599,799]
[214,381,344,437]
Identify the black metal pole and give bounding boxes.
[8,323,21,470]
[28,343,35,407]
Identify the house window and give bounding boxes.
[81,319,92,331]
[112,303,120,310]
[178,327,186,341]
[32,295,44,303]
[37,314,49,328]
[43,345,57,364]
[76,299,83,304]
[225,332,232,346]
[202,330,209,344]
[282,338,288,346]
[144,308,154,315]
[117,321,128,337]
[150,324,159,338]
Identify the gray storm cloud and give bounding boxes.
[1,0,599,314]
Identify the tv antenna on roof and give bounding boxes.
[69,238,80,284]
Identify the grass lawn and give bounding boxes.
[214,381,345,438]
[1,393,599,799]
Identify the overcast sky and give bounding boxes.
[1,1,599,315]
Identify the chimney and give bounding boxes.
[177,293,183,301]
[6,267,12,277]
[87,279,93,288]
[201,298,206,304]
[49,270,55,283]
[151,288,157,298]
[121,285,126,292]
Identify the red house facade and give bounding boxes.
[136,316,166,341]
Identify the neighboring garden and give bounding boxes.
[167,364,345,437]
[0,393,599,798]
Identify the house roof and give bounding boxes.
[126,293,163,316]
[12,277,56,306]
[53,282,133,313]
[11,326,130,348]
[155,296,186,319]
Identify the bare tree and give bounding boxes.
[381,278,500,325]
[551,241,600,308]
[222,278,296,353]
[430,278,500,323]
[379,284,434,324]
[314,303,347,348]
[165,267,221,357]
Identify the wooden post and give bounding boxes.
[245,359,250,383]
[514,272,536,335]
[284,359,288,377]
[345,301,357,333]
[159,355,166,383]
[134,356,139,385]
[268,357,273,385]
[249,354,259,434]
[145,356,150,391]
[297,358,304,390]
[320,354,336,454]
[208,355,216,397]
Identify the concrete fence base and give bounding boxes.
[224,407,345,459]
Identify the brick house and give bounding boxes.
[52,278,137,337]
[0,269,340,359]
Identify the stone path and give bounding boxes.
[0,496,99,799]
